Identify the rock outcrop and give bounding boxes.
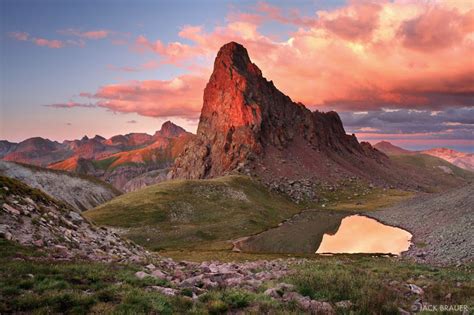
[0,175,148,262]
[171,42,387,187]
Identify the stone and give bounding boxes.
[3,204,20,215]
[173,269,186,280]
[282,291,304,303]
[68,211,83,224]
[150,286,178,296]
[276,282,295,292]
[145,263,156,270]
[180,275,204,287]
[151,269,167,280]
[264,288,281,299]
[135,271,150,279]
[309,301,335,314]
[202,278,219,289]
[33,239,44,247]
[408,283,424,295]
[335,300,352,310]
[3,231,13,241]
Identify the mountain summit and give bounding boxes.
[172,42,387,186]
[155,121,187,138]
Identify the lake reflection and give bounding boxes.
[316,215,412,255]
[236,211,412,255]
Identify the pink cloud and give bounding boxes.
[33,38,64,48]
[398,6,473,51]
[318,2,382,41]
[9,31,65,48]
[8,31,29,41]
[54,1,474,120]
[146,0,471,111]
[107,60,161,72]
[90,75,207,118]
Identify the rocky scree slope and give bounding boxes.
[0,175,149,263]
[0,160,120,211]
[171,42,459,199]
[367,184,474,266]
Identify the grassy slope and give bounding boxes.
[84,175,302,251]
[313,179,414,212]
[85,174,416,256]
[389,153,474,192]
[1,239,472,314]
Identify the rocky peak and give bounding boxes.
[156,121,186,138]
[172,42,385,181]
[92,135,106,142]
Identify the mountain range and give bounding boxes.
[374,141,474,172]
[1,121,194,191]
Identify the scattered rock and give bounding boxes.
[150,286,178,296]
[135,271,150,280]
[408,283,424,295]
[335,300,352,310]
[3,204,20,215]
[151,269,167,280]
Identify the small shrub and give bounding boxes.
[222,289,253,308]
[207,299,228,314]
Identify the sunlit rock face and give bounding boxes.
[172,42,387,181]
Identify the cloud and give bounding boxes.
[8,28,113,49]
[398,6,473,51]
[84,75,207,118]
[339,107,474,143]
[58,28,111,39]
[48,0,473,137]
[44,102,96,109]
[33,38,64,49]
[8,31,29,41]
[8,31,65,48]
[318,2,383,41]
[131,0,473,111]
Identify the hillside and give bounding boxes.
[389,154,473,192]
[367,184,474,265]
[0,175,148,262]
[422,147,474,172]
[374,141,413,155]
[84,175,302,251]
[0,161,120,211]
[374,141,474,173]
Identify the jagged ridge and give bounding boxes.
[172,42,386,183]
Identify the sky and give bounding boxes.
[1,0,473,152]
